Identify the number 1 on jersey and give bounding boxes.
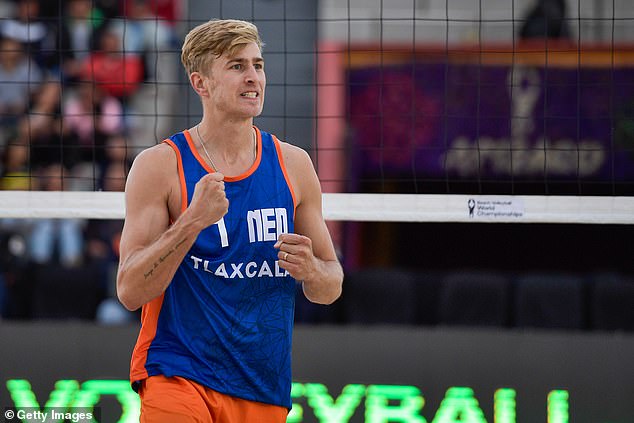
[216,217,229,247]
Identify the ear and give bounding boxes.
[190,72,209,97]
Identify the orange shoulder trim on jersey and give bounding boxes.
[183,129,214,174]
[272,135,297,217]
[163,138,188,213]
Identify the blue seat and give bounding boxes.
[438,270,510,327]
[591,273,634,332]
[514,273,584,330]
[343,268,419,324]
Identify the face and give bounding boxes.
[0,38,23,65]
[195,42,266,120]
[68,0,92,19]
[100,31,122,53]
[18,0,40,20]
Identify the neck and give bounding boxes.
[194,119,257,174]
[199,116,254,151]
[1,58,18,71]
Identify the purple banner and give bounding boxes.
[348,62,634,186]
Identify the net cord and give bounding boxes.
[0,191,632,224]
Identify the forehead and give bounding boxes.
[1,38,21,49]
[218,42,263,63]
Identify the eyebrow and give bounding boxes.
[227,57,264,64]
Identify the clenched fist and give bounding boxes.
[187,172,229,230]
[275,233,318,281]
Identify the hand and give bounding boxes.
[187,172,229,230]
[274,233,317,281]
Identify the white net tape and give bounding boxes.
[0,191,633,224]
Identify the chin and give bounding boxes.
[245,106,264,117]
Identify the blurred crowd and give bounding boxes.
[1,0,629,332]
[0,0,180,323]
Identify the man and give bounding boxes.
[117,19,343,422]
[519,0,570,40]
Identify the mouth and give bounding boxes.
[240,92,258,98]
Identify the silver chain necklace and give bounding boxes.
[196,125,256,172]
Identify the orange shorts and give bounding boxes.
[139,375,288,423]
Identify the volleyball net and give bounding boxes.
[1,191,634,224]
[0,0,633,224]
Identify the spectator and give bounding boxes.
[0,35,43,144]
[0,0,47,50]
[86,144,130,324]
[18,80,59,141]
[62,81,124,167]
[94,0,120,20]
[19,80,85,172]
[25,161,103,320]
[0,137,34,318]
[0,133,32,318]
[121,0,180,24]
[97,134,131,189]
[0,1,14,19]
[101,160,127,192]
[28,163,85,267]
[0,0,58,72]
[520,0,571,40]
[79,26,144,101]
[103,133,129,162]
[110,0,177,82]
[0,141,32,190]
[60,0,107,82]
[109,0,179,155]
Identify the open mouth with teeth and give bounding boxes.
[241,92,258,98]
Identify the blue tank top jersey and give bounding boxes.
[130,127,297,409]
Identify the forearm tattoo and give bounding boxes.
[144,238,188,280]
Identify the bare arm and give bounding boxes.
[116,144,228,311]
[274,144,343,305]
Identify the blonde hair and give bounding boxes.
[181,19,263,76]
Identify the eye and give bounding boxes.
[230,63,242,70]
[254,63,264,70]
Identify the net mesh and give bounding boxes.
[0,0,632,221]
[0,0,633,328]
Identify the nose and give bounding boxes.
[244,65,258,84]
